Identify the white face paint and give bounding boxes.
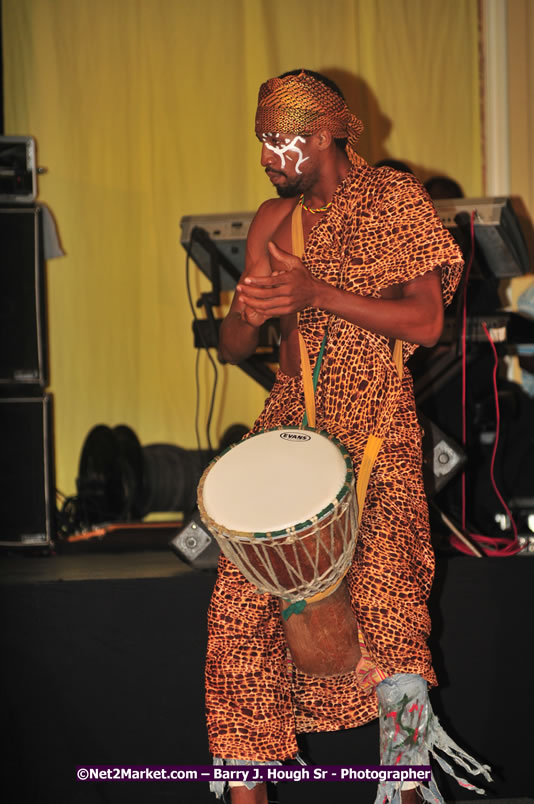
[261,133,310,174]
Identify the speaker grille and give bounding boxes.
[0,207,47,388]
[0,395,54,545]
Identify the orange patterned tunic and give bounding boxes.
[205,155,464,762]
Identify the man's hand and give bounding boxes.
[239,303,269,328]
[236,241,318,317]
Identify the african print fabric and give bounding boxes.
[205,155,464,762]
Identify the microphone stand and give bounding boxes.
[191,226,222,349]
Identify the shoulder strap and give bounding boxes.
[291,204,319,428]
[291,202,305,259]
[392,337,403,379]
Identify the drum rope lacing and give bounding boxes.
[198,486,358,604]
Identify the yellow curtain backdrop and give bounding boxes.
[2,0,482,498]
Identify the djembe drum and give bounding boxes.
[197,427,361,677]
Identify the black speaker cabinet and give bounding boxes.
[0,395,55,546]
[0,206,48,389]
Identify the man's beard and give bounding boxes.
[275,178,303,198]
[274,172,315,198]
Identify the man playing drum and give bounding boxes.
[205,69,490,804]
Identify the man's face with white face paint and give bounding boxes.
[259,132,316,198]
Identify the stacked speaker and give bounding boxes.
[0,141,56,547]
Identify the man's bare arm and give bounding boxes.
[237,242,444,348]
[218,200,289,364]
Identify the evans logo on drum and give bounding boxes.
[280,431,311,442]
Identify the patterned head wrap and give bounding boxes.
[255,70,364,164]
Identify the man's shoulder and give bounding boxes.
[338,164,430,217]
[367,165,425,201]
[256,196,295,218]
[249,196,295,237]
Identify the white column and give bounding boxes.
[483,0,510,196]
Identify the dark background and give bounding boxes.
[0,552,531,804]
[1,1,4,135]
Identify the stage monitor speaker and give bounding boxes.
[0,395,55,547]
[418,411,466,497]
[0,206,48,389]
[0,136,37,203]
[169,509,220,570]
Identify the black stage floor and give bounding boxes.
[0,547,532,803]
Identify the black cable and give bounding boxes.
[204,343,218,453]
[185,239,219,452]
[194,347,202,450]
[185,245,203,450]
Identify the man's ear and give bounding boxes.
[315,128,334,151]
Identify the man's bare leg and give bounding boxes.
[400,788,421,804]
[230,782,268,803]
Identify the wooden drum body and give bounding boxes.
[197,427,361,677]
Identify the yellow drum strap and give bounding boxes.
[299,334,316,428]
[356,434,383,525]
[392,337,403,378]
[355,345,402,522]
[291,204,318,429]
[291,201,305,260]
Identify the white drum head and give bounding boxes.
[200,428,352,534]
